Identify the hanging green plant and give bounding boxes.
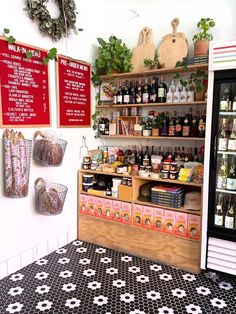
[24,0,80,42]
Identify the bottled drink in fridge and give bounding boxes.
[220,87,230,111]
[218,118,228,151]
[217,155,228,189]
[227,118,236,151]
[224,196,235,229]
[226,158,236,190]
[214,193,224,227]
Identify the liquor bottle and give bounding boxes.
[104,117,110,135]
[173,86,180,103]
[170,80,176,93]
[160,111,169,136]
[98,115,105,135]
[151,145,157,156]
[191,113,199,137]
[220,87,230,112]
[214,193,224,227]
[180,146,186,161]
[198,110,206,138]
[149,77,157,103]
[142,78,150,103]
[135,80,142,104]
[129,80,136,104]
[117,146,125,163]
[157,76,167,103]
[116,82,123,104]
[217,155,228,189]
[182,113,190,137]
[180,86,187,102]
[193,147,199,162]
[122,80,130,104]
[188,147,194,161]
[166,87,173,103]
[113,85,117,104]
[224,196,235,229]
[137,145,144,166]
[106,182,112,196]
[232,96,236,112]
[227,118,236,151]
[168,112,176,136]
[218,118,228,151]
[187,88,194,103]
[175,112,182,137]
[175,147,181,162]
[226,158,236,190]
[157,146,164,160]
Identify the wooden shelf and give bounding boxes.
[100,64,208,80]
[100,135,205,141]
[78,215,201,273]
[134,200,201,216]
[80,191,131,202]
[80,169,202,188]
[96,101,206,109]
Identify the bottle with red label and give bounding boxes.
[175,112,182,137]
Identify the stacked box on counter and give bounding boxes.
[88,195,96,216]
[151,186,184,208]
[153,208,165,233]
[95,197,104,218]
[188,214,200,240]
[142,206,154,229]
[104,199,113,220]
[79,194,88,214]
[113,200,122,222]
[122,202,132,225]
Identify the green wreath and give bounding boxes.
[25,0,78,41]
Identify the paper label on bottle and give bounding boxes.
[180,94,187,102]
[218,138,228,151]
[123,95,130,103]
[142,93,149,103]
[158,87,165,97]
[232,101,236,111]
[173,94,180,102]
[150,94,156,102]
[117,95,122,103]
[166,93,173,103]
[168,126,175,136]
[220,101,228,111]
[113,95,117,104]
[187,91,194,102]
[226,178,236,190]
[215,215,223,226]
[225,216,234,229]
[217,176,227,189]
[136,94,142,103]
[182,126,190,136]
[228,139,236,151]
[175,124,182,133]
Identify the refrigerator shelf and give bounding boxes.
[217,151,236,155]
[216,189,236,195]
[219,112,236,116]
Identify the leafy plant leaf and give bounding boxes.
[97,38,106,47]
[3,28,9,34]
[7,35,16,44]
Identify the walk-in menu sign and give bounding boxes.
[57,55,91,127]
[0,37,50,127]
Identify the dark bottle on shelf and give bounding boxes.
[193,147,199,162]
[175,112,182,137]
[142,78,149,103]
[225,195,235,229]
[160,111,169,136]
[122,80,130,104]
[215,193,224,227]
[98,115,105,135]
[106,182,112,196]
[168,112,176,136]
[198,110,206,137]
[180,146,186,161]
[191,113,199,137]
[135,79,142,104]
[182,113,191,137]
[157,76,167,103]
[157,146,164,160]
[129,80,136,104]
[226,158,236,191]
[137,145,144,166]
[116,81,123,104]
[149,76,157,103]
[104,117,110,135]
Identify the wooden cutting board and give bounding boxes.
[158,18,188,68]
[131,27,155,72]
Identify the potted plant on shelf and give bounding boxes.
[94,35,133,75]
[152,112,165,136]
[192,18,215,56]
[144,52,159,70]
[188,70,208,101]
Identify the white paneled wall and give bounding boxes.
[0,227,76,280]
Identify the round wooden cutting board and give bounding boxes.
[158,18,188,68]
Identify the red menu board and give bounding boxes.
[0,37,50,127]
[57,55,91,127]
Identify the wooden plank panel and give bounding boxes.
[78,215,200,273]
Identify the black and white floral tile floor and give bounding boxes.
[0,240,236,314]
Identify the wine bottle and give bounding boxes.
[232,96,236,112]
[157,76,167,103]
[198,110,206,138]
[129,80,136,104]
[142,78,149,103]
[166,87,173,103]
[224,196,235,229]
[220,87,230,112]
[218,118,228,151]
[175,112,182,137]
[182,113,190,137]
[217,155,228,189]
[135,79,142,104]
[122,80,130,104]
[160,111,169,136]
[180,86,187,102]
[149,77,157,103]
[191,113,199,137]
[193,147,199,162]
[116,81,123,104]
[226,158,236,190]
[227,118,236,151]
[98,115,105,135]
[168,112,176,136]
[173,86,180,103]
[215,193,224,227]
[104,117,110,135]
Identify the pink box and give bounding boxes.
[164,210,176,234]
[175,212,188,237]
[108,146,119,158]
[87,195,95,216]
[103,199,112,220]
[112,200,122,222]
[121,202,132,225]
[133,204,143,227]
[142,206,154,230]
[95,197,104,218]
[153,208,165,232]
[79,194,88,214]
[188,214,200,240]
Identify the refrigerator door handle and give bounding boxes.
[213,134,218,170]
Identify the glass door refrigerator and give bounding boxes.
[201,40,236,276]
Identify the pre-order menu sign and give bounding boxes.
[57,55,91,127]
[0,37,50,127]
